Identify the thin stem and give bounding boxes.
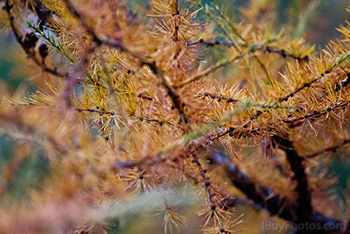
[175,52,248,89]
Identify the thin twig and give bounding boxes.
[175,52,248,89]
[283,102,350,126]
[305,139,350,158]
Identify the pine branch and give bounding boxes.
[77,108,173,127]
[273,135,312,221]
[283,102,350,127]
[206,151,348,234]
[142,61,189,129]
[191,153,228,232]
[274,51,350,106]
[174,52,248,89]
[27,21,76,65]
[199,40,309,61]
[202,92,299,110]
[305,139,350,158]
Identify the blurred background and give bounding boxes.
[0,0,349,233]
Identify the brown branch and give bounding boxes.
[203,92,239,103]
[199,40,309,62]
[142,61,189,128]
[305,139,350,158]
[273,135,312,221]
[203,92,299,110]
[273,70,331,106]
[191,153,228,231]
[283,102,350,127]
[259,46,309,61]
[174,53,247,89]
[137,116,173,127]
[207,151,347,234]
[77,108,173,126]
[76,108,116,116]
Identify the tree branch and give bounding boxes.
[207,151,347,234]
[273,135,312,221]
[199,40,309,62]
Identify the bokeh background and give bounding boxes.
[0,0,349,233]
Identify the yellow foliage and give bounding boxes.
[1,0,350,233]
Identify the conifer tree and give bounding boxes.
[0,0,350,233]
